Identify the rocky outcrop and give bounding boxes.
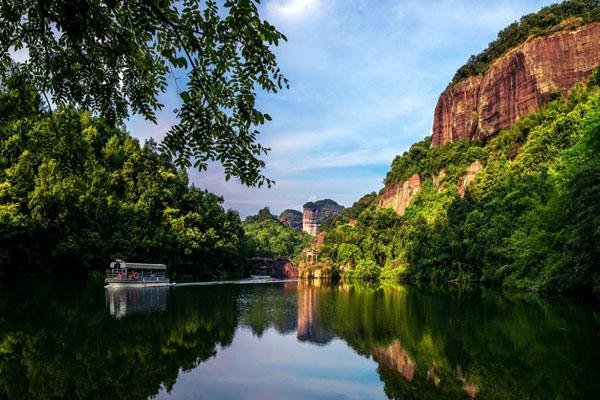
[278,209,303,230]
[377,174,422,215]
[302,199,344,236]
[272,259,299,279]
[302,208,320,236]
[457,160,483,197]
[432,76,481,145]
[432,22,600,147]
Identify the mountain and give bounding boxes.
[300,2,600,295]
[278,209,303,230]
[302,199,344,236]
[433,20,600,146]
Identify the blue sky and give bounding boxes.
[127,0,555,218]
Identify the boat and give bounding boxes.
[105,259,170,288]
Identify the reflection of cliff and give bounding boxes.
[372,340,416,381]
[296,283,335,345]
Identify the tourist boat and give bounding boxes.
[105,259,170,288]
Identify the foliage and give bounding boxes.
[321,192,377,230]
[0,75,248,279]
[345,258,381,281]
[589,65,600,87]
[384,137,485,185]
[0,0,288,186]
[244,218,310,258]
[244,206,277,223]
[309,83,600,295]
[451,0,600,84]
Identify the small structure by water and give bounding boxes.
[105,259,170,288]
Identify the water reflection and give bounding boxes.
[0,279,598,400]
[106,287,169,318]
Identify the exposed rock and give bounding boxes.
[302,208,320,236]
[377,174,422,215]
[432,22,600,146]
[457,160,483,197]
[271,259,298,279]
[432,76,481,146]
[278,209,303,230]
[302,199,344,236]
[432,169,447,192]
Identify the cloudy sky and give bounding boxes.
[127,0,555,218]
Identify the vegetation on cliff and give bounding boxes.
[0,73,250,279]
[244,217,310,259]
[451,0,600,85]
[305,79,600,295]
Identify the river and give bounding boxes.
[0,279,598,399]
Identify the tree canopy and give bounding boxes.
[0,0,287,186]
[0,72,249,279]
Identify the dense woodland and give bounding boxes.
[0,72,254,280]
[243,207,310,259]
[451,0,600,84]
[307,73,600,295]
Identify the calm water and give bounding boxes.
[0,280,598,400]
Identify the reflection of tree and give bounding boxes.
[238,283,298,337]
[304,283,600,400]
[1,281,598,400]
[0,281,238,400]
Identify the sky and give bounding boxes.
[126,0,556,218]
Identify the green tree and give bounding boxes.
[0,0,288,186]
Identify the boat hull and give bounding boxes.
[105,278,171,288]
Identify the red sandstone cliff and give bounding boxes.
[376,174,422,216]
[432,22,600,147]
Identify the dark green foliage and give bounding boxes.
[314,84,600,295]
[303,198,344,213]
[244,218,310,258]
[303,198,344,226]
[589,64,600,87]
[0,76,249,280]
[0,0,288,186]
[321,192,377,230]
[451,0,600,84]
[244,206,277,223]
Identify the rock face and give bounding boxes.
[302,208,320,236]
[278,209,303,230]
[271,259,298,279]
[302,199,344,236]
[432,23,600,147]
[457,160,483,197]
[377,174,422,216]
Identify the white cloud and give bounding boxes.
[267,0,320,20]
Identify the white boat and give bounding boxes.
[105,259,170,288]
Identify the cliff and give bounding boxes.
[302,199,344,236]
[432,22,600,146]
[278,209,303,230]
[377,174,422,216]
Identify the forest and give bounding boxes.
[305,72,600,295]
[0,71,253,280]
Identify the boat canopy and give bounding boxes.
[110,260,167,270]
